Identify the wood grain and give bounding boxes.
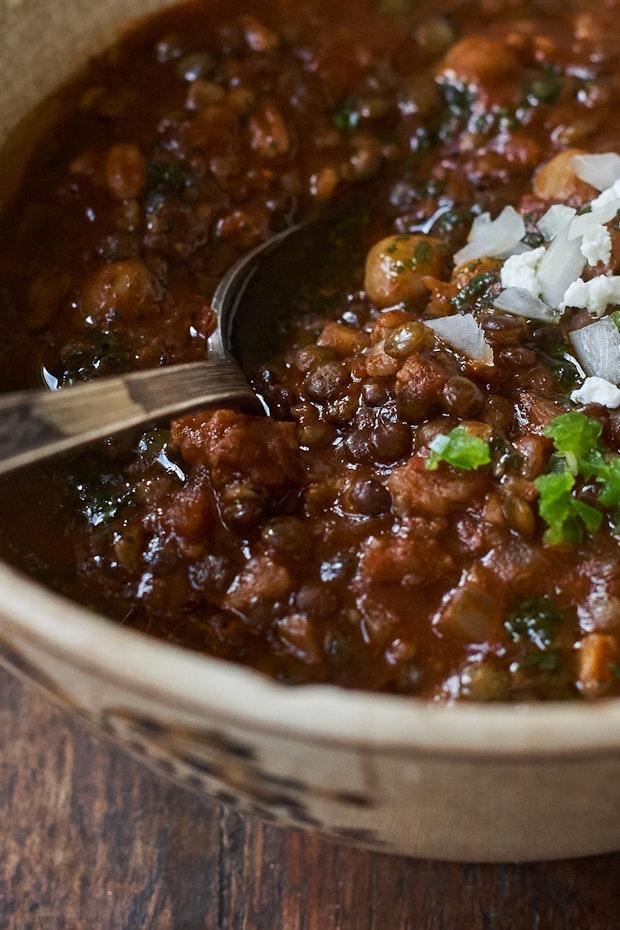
[1,665,619,930]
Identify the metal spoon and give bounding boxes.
[0,201,368,474]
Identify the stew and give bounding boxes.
[2,0,620,701]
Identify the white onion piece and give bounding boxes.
[568,202,620,240]
[426,314,494,365]
[570,316,620,383]
[537,227,586,309]
[468,212,491,241]
[455,206,525,266]
[572,153,620,192]
[494,287,560,322]
[538,204,576,241]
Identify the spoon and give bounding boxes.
[0,200,368,474]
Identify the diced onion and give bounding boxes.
[494,287,560,322]
[572,153,620,192]
[538,204,576,241]
[568,202,620,240]
[426,313,494,365]
[537,227,586,309]
[467,212,491,241]
[455,206,525,266]
[570,316,620,383]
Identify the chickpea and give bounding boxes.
[364,234,444,309]
[440,36,518,85]
[533,149,595,202]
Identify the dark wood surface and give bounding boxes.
[1,665,619,930]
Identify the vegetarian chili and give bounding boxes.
[2,0,620,701]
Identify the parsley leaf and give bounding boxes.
[534,470,602,545]
[504,596,564,650]
[426,426,491,471]
[544,411,602,475]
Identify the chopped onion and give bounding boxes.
[494,287,560,322]
[455,206,525,266]
[426,313,494,366]
[536,226,586,309]
[572,153,620,192]
[568,202,620,240]
[538,204,576,241]
[468,212,491,241]
[570,316,620,383]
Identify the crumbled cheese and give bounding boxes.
[580,224,612,267]
[592,179,620,210]
[562,275,620,317]
[571,376,620,409]
[500,246,545,297]
[538,204,576,240]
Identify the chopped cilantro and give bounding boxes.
[426,426,491,471]
[519,651,560,672]
[505,596,564,650]
[544,411,602,475]
[146,160,188,193]
[608,663,620,681]
[332,100,360,132]
[452,269,500,311]
[533,411,620,544]
[535,470,602,545]
[526,73,563,104]
[536,346,582,389]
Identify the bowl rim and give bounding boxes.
[3,558,620,760]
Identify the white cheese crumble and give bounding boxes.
[561,275,620,317]
[571,376,620,409]
[499,246,545,297]
[580,224,612,267]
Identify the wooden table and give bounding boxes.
[1,666,618,930]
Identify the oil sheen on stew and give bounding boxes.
[3,0,620,702]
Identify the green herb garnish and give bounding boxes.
[505,596,564,650]
[534,412,620,545]
[146,160,188,193]
[426,426,491,471]
[332,100,360,132]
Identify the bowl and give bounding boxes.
[2,0,620,863]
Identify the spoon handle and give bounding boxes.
[0,357,257,475]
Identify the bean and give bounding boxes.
[371,422,412,462]
[295,344,335,373]
[305,361,347,402]
[346,479,391,515]
[345,428,373,462]
[460,663,512,702]
[502,494,536,536]
[362,380,390,407]
[297,418,335,448]
[384,321,427,359]
[482,395,514,433]
[441,376,484,418]
[261,517,307,555]
[176,52,214,82]
[294,584,339,619]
